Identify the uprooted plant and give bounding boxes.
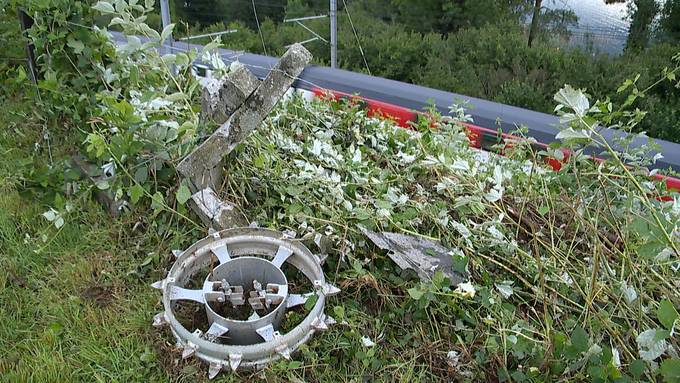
[222,71,680,380]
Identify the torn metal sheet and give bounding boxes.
[361,227,465,285]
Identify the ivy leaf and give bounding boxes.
[133,166,148,184]
[657,300,679,330]
[571,326,589,353]
[660,359,680,382]
[176,182,191,205]
[67,38,84,54]
[129,184,144,204]
[92,1,115,14]
[629,359,646,379]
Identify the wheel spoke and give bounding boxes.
[205,322,230,340]
[170,286,205,303]
[210,245,231,264]
[256,324,275,341]
[286,292,315,308]
[271,245,292,267]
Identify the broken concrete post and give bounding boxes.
[201,64,260,125]
[361,227,465,286]
[177,44,312,180]
[200,77,226,124]
[190,188,247,229]
[194,65,260,190]
[179,45,312,231]
[220,64,260,117]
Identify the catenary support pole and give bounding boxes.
[330,0,337,68]
[160,0,174,55]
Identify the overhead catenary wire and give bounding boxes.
[251,0,269,56]
[340,0,370,75]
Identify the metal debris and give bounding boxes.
[151,228,339,378]
[360,228,465,285]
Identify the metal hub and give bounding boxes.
[151,227,339,378]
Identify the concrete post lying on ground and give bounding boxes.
[178,43,312,230]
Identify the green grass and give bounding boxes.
[0,98,164,382]
[0,98,442,383]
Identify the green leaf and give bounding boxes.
[657,300,679,330]
[303,293,318,311]
[554,85,589,117]
[660,359,680,382]
[129,184,144,204]
[96,180,110,190]
[139,350,155,363]
[92,1,115,14]
[160,23,175,42]
[67,38,84,54]
[629,359,646,379]
[333,304,345,319]
[407,286,425,300]
[617,79,633,93]
[133,166,148,184]
[555,127,591,141]
[161,54,176,65]
[571,326,589,353]
[176,182,191,205]
[150,192,165,211]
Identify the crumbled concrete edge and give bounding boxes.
[190,188,247,230]
[360,227,465,285]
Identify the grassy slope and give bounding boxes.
[0,98,440,382]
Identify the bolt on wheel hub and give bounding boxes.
[151,227,339,378]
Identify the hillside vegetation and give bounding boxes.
[1,1,680,382]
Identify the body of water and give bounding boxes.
[543,0,630,54]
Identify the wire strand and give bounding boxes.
[341,0,371,75]
[251,0,269,56]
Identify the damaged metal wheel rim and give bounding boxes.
[152,227,339,378]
